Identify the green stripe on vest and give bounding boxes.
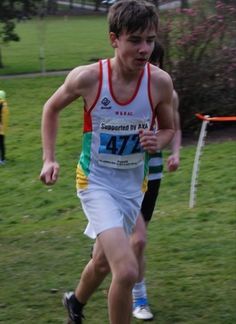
[148,151,162,159]
[149,165,163,174]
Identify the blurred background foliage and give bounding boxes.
[159,0,236,132]
[0,0,235,132]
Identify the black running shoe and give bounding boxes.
[63,292,84,324]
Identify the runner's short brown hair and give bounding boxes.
[108,0,159,36]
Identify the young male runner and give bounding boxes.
[39,2,174,323]
[131,41,182,321]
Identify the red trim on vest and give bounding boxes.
[83,109,92,132]
[147,63,156,129]
[147,63,155,111]
[87,60,103,112]
[108,59,145,106]
[84,60,103,132]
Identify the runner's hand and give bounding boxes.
[167,154,179,172]
[139,129,160,153]
[40,160,59,185]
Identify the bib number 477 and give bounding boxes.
[100,133,142,155]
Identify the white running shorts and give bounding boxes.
[77,188,143,239]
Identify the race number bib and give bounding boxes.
[98,118,150,169]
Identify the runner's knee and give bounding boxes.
[132,232,146,254]
[113,258,139,287]
[93,253,110,276]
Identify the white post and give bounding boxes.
[189,116,209,208]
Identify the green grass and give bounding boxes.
[0,16,112,75]
[0,76,235,323]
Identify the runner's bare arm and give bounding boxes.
[167,90,182,171]
[140,69,174,153]
[39,64,99,185]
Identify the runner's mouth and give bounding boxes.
[136,58,147,64]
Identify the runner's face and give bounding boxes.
[111,28,156,70]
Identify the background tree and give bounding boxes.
[0,21,19,68]
[221,0,235,3]
[69,0,74,9]
[0,0,43,68]
[47,0,58,14]
[94,0,102,11]
[181,0,189,9]
[159,0,236,132]
[149,0,159,9]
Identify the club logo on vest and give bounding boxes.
[101,97,111,109]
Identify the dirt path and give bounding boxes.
[0,70,70,79]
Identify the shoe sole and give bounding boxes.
[133,312,154,321]
[66,320,74,324]
[62,294,75,324]
[133,317,154,322]
[133,315,154,321]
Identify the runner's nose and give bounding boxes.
[138,41,151,55]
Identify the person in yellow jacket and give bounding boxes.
[0,90,9,164]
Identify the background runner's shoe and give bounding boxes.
[133,304,154,320]
[63,292,84,324]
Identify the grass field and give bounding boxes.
[0,76,235,323]
[0,16,111,75]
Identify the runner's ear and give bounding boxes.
[109,32,118,48]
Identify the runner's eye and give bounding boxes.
[129,38,140,44]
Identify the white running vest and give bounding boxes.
[76,59,154,197]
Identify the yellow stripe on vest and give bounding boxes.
[142,176,148,193]
[76,164,88,189]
